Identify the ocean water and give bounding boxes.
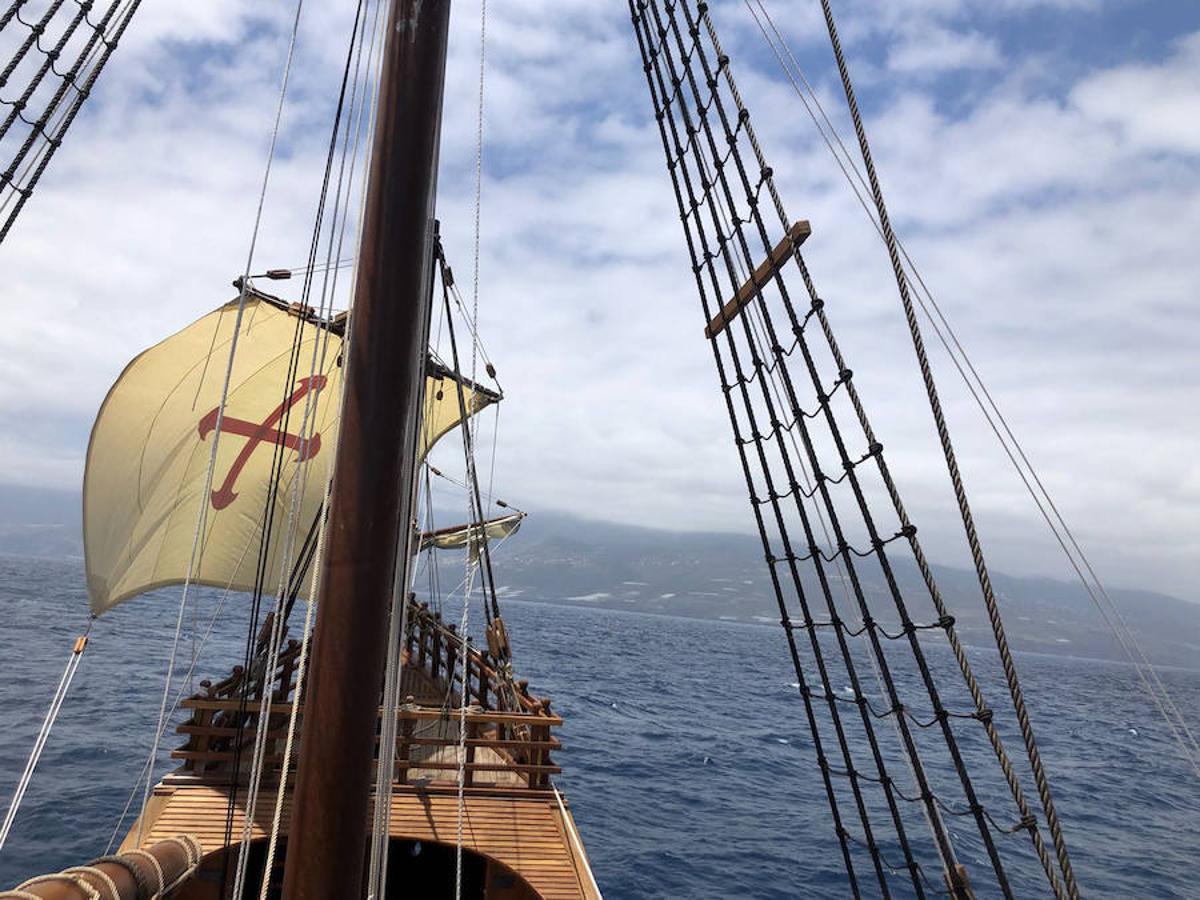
[0,554,1197,898]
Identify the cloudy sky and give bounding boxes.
[2,0,1198,599]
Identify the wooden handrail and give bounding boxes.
[395,760,561,775]
[179,697,560,726]
[174,597,560,792]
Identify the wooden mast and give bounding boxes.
[280,1,452,896]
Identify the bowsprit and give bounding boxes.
[197,375,328,510]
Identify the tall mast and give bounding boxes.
[281,1,452,896]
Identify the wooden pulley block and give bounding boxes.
[487,616,511,660]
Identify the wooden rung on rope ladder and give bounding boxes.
[705,220,812,339]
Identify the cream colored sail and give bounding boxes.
[84,293,498,615]
[418,512,525,553]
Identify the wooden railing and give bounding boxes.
[170,600,560,791]
[404,601,550,715]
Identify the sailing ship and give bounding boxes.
[4,0,1193,897]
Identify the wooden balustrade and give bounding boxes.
[170,600,559,791]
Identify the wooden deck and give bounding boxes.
[125,784,597,899]
[120,602,599,898]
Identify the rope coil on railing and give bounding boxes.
[6,836,202,899]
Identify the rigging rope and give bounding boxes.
[102,540,245,854]
[812,3,1079,894]
[134,0,307,849]
[0,0,145,243]
[693,7,1071,895]
[260,458,335,899]
[234,2,386,894]
[628,1,1089,895]
[741,0,1198,778]
[438,248,503,628]
[695,115,950,888]
[446,0,494,866]
[441,253,496,898]
[0,624,91,851]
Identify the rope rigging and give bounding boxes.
[132,0,310,860]
[692,7,1076,895]
[812,2,1079,893]
[629,1,1085,896]
[228,2,388,894]
[741,0,1199,778]
[0,623,91,852]
[0,0,144,244]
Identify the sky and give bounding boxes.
[1,0,1198,599]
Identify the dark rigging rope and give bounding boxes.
[216,0,368,884]
[694,7,1075,896]
[436,238,504,630]
[629,1,1084,897]
[812,2,1079,896]
[0,0,145,244]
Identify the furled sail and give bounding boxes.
[418,512,525,553]
[84,292,499,615]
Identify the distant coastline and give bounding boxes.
[2,484,1197,669]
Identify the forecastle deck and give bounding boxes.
[123,601,600,899]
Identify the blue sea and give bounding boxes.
[0,554,1197,898]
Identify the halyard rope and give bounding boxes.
[695,4,1073,894]
[242,2,388,894]
[261,0,388,870]
[134,0,308,850]
[741,0,1198,776]
[0,623,91,851]
[259,469,335,897]
[456,8,488,891]
[811,1,1079,894]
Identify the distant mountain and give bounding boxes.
[480,510,1200,669]
[3,485,1196,667]
[0,483,82,559]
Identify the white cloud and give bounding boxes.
[0,4,1197,601]
[887,25,1003,74]
[1072,31,1200,154]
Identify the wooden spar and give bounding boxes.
[5,836,201,898]
[280,0,452,896]
[704,219,812,339]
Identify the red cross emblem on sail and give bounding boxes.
[197,375,328,510]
